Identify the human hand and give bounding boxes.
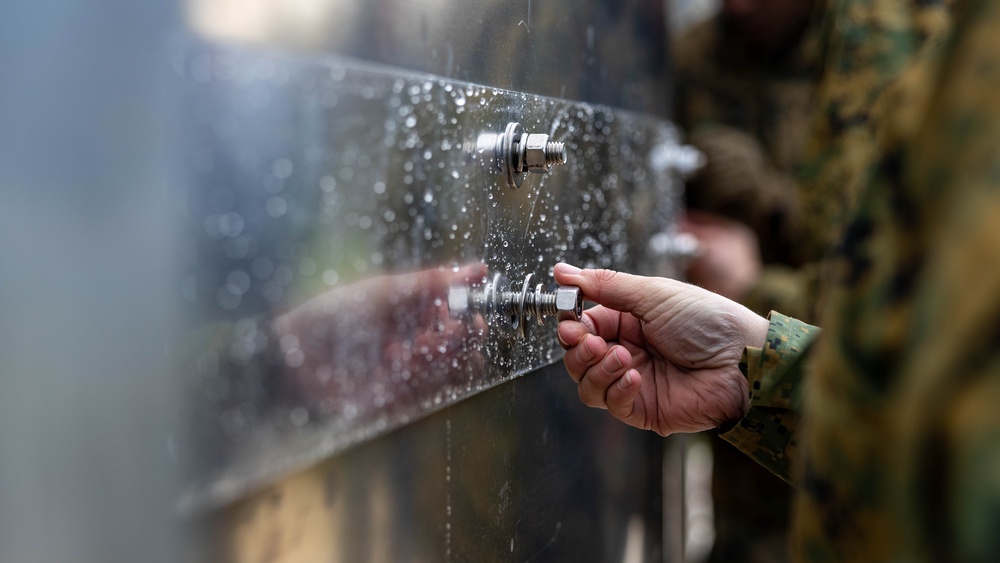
[272,264,488,416]
[678,210,761,301]
[553,263,769,435]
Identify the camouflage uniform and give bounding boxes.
[723,0,1000,560]
[676,0,951,322]
[793,0,952,316]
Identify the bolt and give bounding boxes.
[553,286,583,322]
[447,273,583,337]
[523,134,567,172]
[495,122,568,188]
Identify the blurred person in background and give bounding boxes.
[672,0,951,560]
[674,0,822,319]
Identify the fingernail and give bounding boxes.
[557,331,569,347]
[611,347,624,370]
[617,370,633,390]
[557,263,582,275]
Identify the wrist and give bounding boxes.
[742,309,770,350]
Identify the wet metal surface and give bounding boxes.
[179,43,689,510]
[203,364,666,562]
[184,0,671,117]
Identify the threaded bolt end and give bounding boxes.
[545,142,566,166]
[498,291,520,316]
[536,294,558,316]
[469,290,487,311]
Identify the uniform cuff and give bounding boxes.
[719,312,820,484]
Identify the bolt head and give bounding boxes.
[523,134,551,173]
[555,286,582,322]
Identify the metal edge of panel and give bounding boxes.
[183,0,672,116]
[189,363,667,562]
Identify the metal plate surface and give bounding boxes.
[177,41,691,509]
[195,364,667,562]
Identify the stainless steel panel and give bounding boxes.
[196,364,666,562]
[178,42,690,511]
[174,1,693,560]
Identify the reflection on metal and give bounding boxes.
[204,365,665,562]
[179,42,688,511]
[447,273,583,338]
[490,121,568,189]
[184,0,671,117]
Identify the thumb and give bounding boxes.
[553,263,671,319]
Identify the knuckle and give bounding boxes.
[594,269,620,283]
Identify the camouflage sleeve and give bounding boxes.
[719,312,821,485]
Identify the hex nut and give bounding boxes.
[523,133,551,173]
[555,286,583,322]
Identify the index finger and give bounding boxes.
[553,263,675,320]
